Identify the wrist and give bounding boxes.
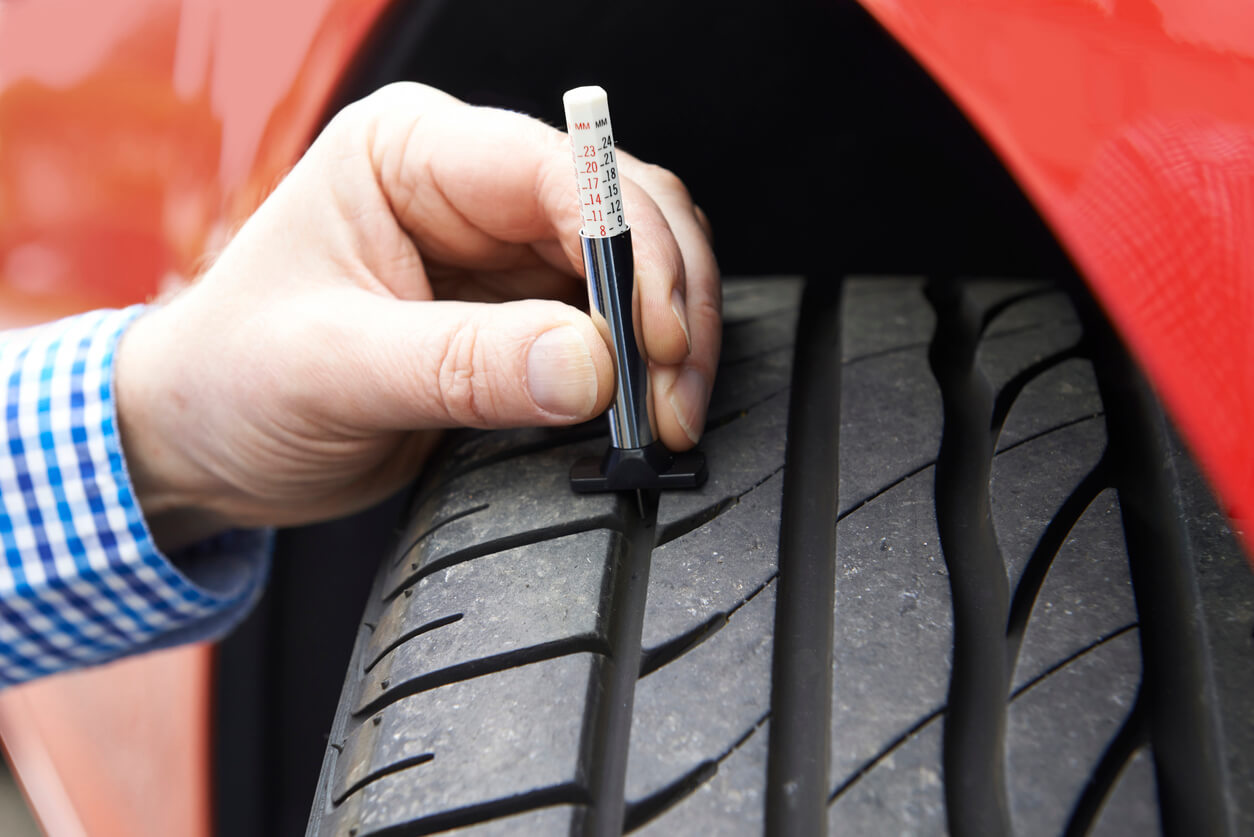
[115,306,230,552]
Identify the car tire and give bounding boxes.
[305,276,1254,837]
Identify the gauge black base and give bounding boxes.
[569,441,707,493]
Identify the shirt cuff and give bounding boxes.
[0,306,270,686]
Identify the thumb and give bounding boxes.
[334,294,615,430]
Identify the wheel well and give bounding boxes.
[325,0,1074,278]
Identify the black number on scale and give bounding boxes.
[607,183,619,196]
[603,151,614,165]
[600,135,612,149]
[607,199,621,213]
[605,166,617,181]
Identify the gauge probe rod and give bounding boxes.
[563,86,706,500]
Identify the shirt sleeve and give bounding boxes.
[0,306,270,687]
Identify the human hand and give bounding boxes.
[115,83,721,550]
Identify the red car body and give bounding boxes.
[0,0,1251,833]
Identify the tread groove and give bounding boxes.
[354,636,609,718]
[765,276,841,835]
[364,614,465,673]
[391,504,490,568]
[386,517,622,600]
[1085,303,1234,836]
[579,494,658,837]
[925,277,1012,837]
[333,753,435,805]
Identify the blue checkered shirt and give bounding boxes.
[0,307,268,687]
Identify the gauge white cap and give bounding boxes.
[564,86,627,237]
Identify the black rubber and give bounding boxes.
[305,276,1254,837]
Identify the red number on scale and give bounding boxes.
[582,145,596,157]
[585,161,598,173]
[586,177,598,190]
[600,225,607,235]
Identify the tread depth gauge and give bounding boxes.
[563,86,707,503]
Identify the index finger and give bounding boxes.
[355,82,704,365]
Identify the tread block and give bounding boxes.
[707,348,792,425]
[827,718,945,834]
[989,420,1108,598]
[656,391,788,536]
[721,276,804,324]
[633,721,768,836]
[975,284,1077,335]
[841,277,933,362]
[438,423,600,478]
[382,440,620,599]
[1089,749,1159,837]
[642,472,783,655]
[963,279,1052,321]
[975,319,1085,405]
[1006,631,1143,837]
[830,468,952,790]
[437,806,583,835]
[998,358,1103,450]
[328,655,597,837]
[1012,489,1136,692]
[357,531,619,714]
[838,346,942,516]
[720,310,797,364]
[625,581,776,805]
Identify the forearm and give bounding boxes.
[0,308,269,686]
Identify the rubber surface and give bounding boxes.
[306,276,1254,836]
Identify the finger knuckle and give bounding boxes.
[436,320,495,427]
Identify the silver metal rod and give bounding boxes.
[580,229,654,449]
